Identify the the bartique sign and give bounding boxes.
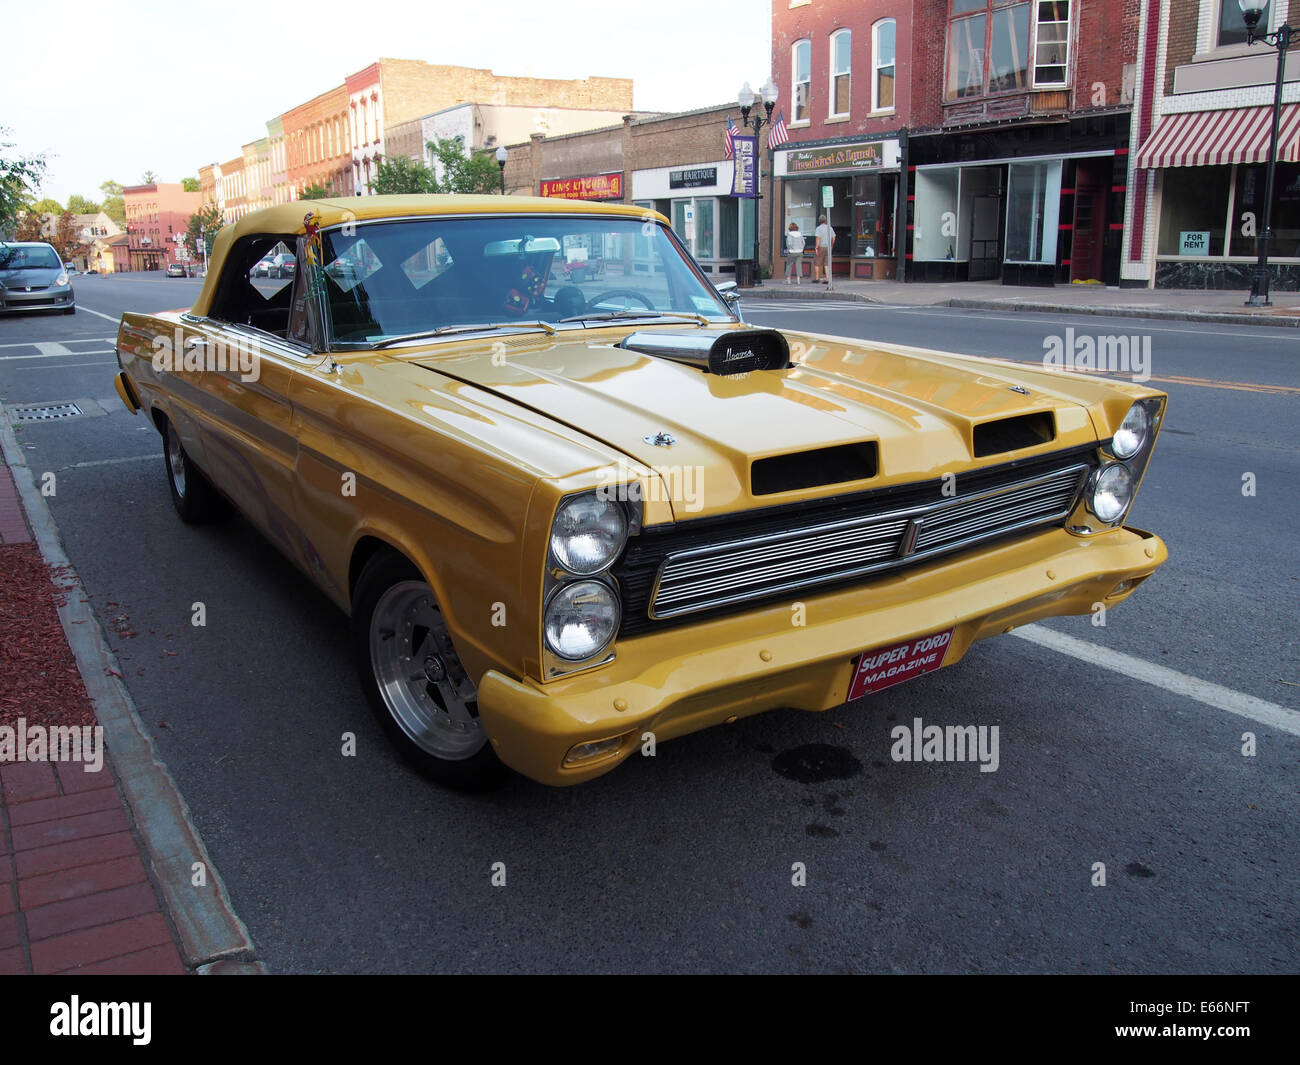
[669,166,718,189]
[788,143,883,174]
[540,173,623,200]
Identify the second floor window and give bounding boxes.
[1218,0,1267,46]
[947,0,1069,100]
[874,19,897,111]
[793,39,811,122]
[831,30,852,116]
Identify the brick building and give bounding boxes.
[284,83,354,199]
[904,0,1140,285]
[121,183,200,272]
[499,103,771,279]
[771,0,913,280]
[1128,0,1300,288]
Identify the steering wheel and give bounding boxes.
[586,289,656,311]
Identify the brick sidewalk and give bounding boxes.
[0,459,187,975]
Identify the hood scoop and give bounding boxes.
[620,329,790,375]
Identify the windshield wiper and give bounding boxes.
[558,310,710,326]
[372,320,556,348]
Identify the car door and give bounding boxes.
[190,234,327,566]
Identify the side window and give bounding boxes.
[209,234,299,337]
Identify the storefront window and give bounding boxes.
[852,174,881,257]
[1005,160,1061,262]
[913,168,960,260]
[1228,162,1300,257]
[1157,166,1231,256]
[672,198,716,260]
[784,180,819,245]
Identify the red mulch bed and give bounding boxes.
[0,542,97,731]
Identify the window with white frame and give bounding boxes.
[873,19,897,111]
[1217,0,1267,46]
[793,39,811,122]
[1034,1,1071,85]
[830,29,852,116]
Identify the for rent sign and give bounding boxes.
[540,173,623,200]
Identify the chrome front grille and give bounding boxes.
[649,463,1088,620]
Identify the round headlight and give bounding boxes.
[1111,404,1150,459]
[544,580,620,660]
[550,495,627,574]
[1090,463,1134,523]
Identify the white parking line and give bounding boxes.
[15,360,116,371]
[0,337,114,348]
[1013,624,1300,737]
[75,307,123,324]
[0,348,114,361]
[60,454,157,470]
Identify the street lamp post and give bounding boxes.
[496,146,508,195]
[1240,0,1292,306]
[738,78,779,286]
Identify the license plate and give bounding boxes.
[847,628,954,700]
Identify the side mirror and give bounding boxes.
[715,280,742,317]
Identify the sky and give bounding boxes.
[9,0,772,205]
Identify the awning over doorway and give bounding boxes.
[1134,104,1300,168]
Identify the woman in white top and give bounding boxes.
[784,222,805,284]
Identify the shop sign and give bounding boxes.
[670,167,718,189]
[732,137,756,197]
[1179,231,1210,255]
[540,173,623,200]
[788,142,884,174]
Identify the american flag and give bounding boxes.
[767,111,789,149]
[723,117,738,159]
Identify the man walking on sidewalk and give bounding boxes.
[813,215,834,284]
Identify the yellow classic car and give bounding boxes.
[113,195,1167,789]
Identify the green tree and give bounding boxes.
[372,155,435,195]
[426,139,499,194]
[141,170,159,184]
[0,129,48,234]
[99,179,125,224]
[185,201,222,257]
[67,194,100,215]
[32,197,63,215]
[181,176,200,192]
[299,182,332,199]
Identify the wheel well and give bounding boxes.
[150,407,168,436]
[349,536,410,601]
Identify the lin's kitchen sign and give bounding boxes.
[788,143,883,174]
[669,167,717,189]
[540,173,623,200]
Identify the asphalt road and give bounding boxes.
[1,273,1296,973]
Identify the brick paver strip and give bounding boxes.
[31,912,173,974]
[0,763,60,804]
[0,945,26,974]
[0,854,12,885]
[7,787,121,828]
[10,806,130,852]
[0,912,19,950]
[18,854,147,910]
[65,941,185,976]
[14,830,138,880]
[55,760,115,794]
[0,881,12,917]
[25,881,160,942]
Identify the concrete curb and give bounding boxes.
[0,400,263,974]
[739,286,1300,327]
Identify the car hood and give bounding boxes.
[0,267,62,288]
[400,324,1151,519]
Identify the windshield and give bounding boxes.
[0,245,61,270]
[316,215,732,346]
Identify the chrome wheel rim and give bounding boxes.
[167,429,187,497]
[369,581,485,760]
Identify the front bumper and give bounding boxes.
[478,524,1167,786]
[0,286,74,312]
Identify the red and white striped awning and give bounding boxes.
[1134,105,1300,168]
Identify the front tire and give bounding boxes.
[352,551,506,791]
[162,418,230,524]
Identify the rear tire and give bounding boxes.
[352,550,507,792]
[162,418,230,524]
[63,306,75,315]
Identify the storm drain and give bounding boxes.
[8,402,84,422]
